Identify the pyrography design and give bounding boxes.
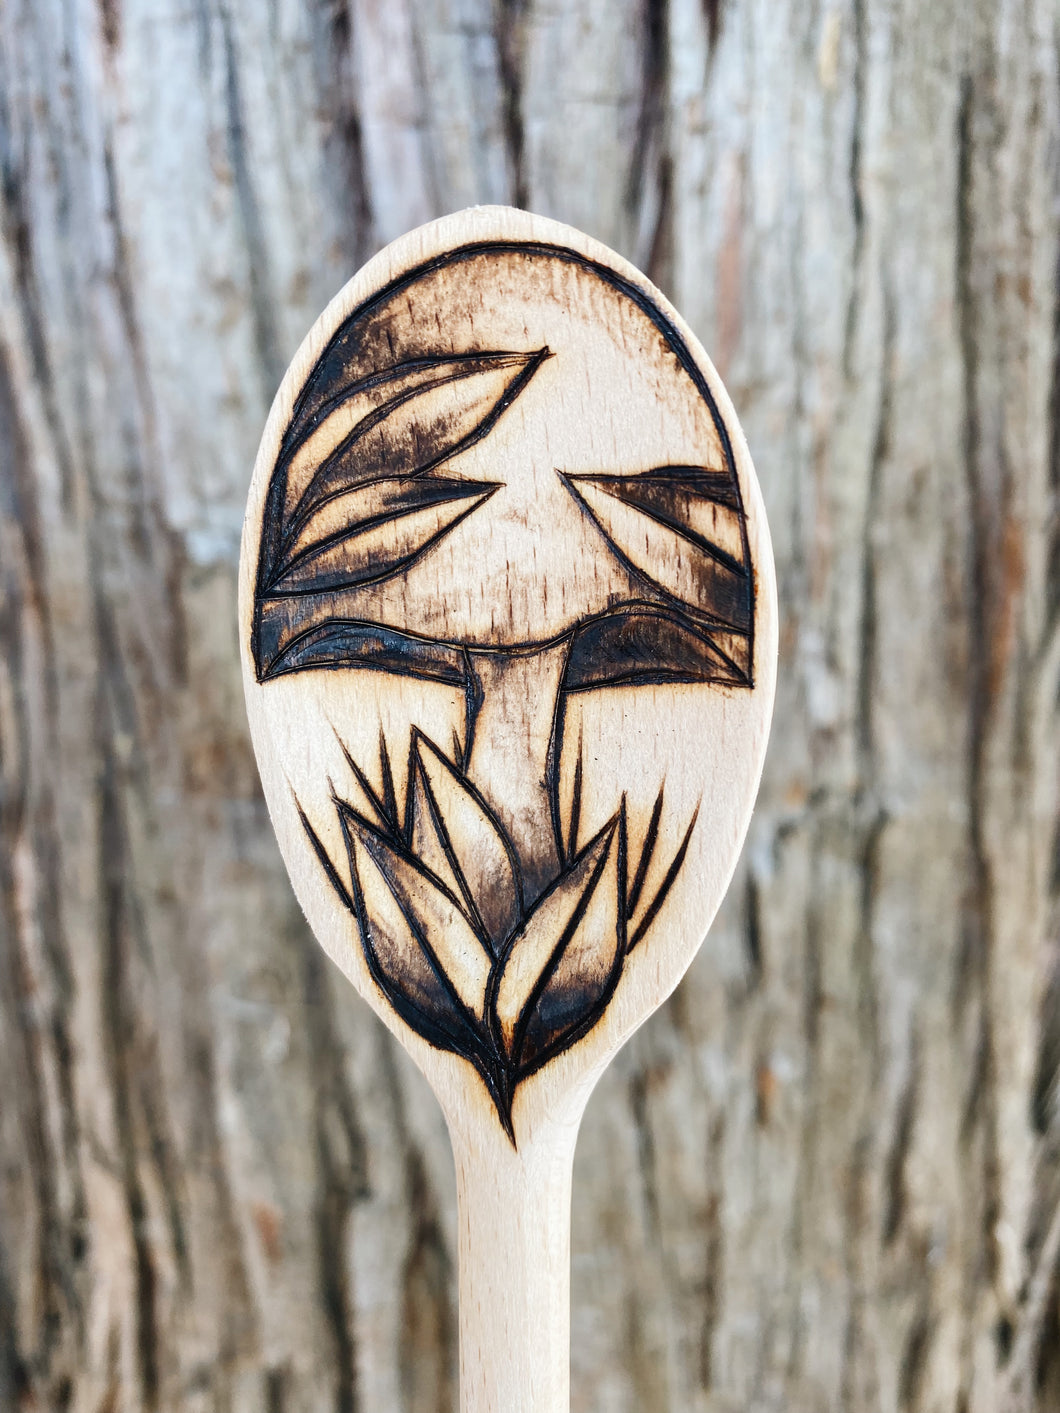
[253,243,755,1135]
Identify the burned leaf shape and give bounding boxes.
[335,728,401,834]
[300,803,486,1063]
[626,786,664,919]
[570,468,744,564]
[406,764,468,913]
[406,731,523,951]
[299,731,699,1139]
[564,605,750,692]
[261,619,469,685]
[339,804,493,1019]
[493,810,625,1070]
[261,349,550,597]
[268,478,501,595]
[279,357,522,515]
[563,468,751,635]
[627,804,699,950]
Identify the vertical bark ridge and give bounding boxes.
[626,0,671,282]
[495,0,529,210]
[218,0,284,401]
[954,68,1005,1348]
[95,691,161,1411]
[0,336,87,1399]
[399,1146,456,1413]
[842,0,868,377]
[0,80,77,508]
[301,935,369,1413]
[373,1029,456,1413]
[308,0,375,268]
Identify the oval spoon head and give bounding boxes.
[240,206,776,1149]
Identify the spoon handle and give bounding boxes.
[451,1120,579,1413]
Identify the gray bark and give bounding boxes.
[1,1,1058,1410]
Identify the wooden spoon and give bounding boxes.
[240,206,776,1413]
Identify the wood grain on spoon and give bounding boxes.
[240,206,777,1413]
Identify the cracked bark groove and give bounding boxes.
[0,3,1058,1412]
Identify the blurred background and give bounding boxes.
[1,2,1058,1410]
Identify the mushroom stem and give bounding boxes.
[465,642,570,904]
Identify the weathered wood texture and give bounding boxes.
[0,3,1057,1412]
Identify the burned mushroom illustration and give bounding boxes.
[252,242,755,1135]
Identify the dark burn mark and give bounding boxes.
[566,727,584,865]
[254,239,756,1132]
[266,482,502,598]
[507,810,627,1074]
[257,618,468,684]
[564,605,749,692]
[300,731,692,1139]
[627,787,664,918]
[259,600,750,691]
[252,241,753,685]
[629,806,699,950]
[566,468,746,578]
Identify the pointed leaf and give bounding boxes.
[566,728,584,864]
[333,729,399,835]
[299,800,483,1059]
[626,786,664,918]
[411,733,523,950]
[258,617,469,684]
[563,473,751,632]
[634,463,741,506]
[567,470,747,568]
[340,805,492,1018]
[266,482,499,595]
[406,754,468,905]
[347,825,465,1030]
[628,806,699,950]
[280,352,543,520]
[377,729,400,832]
[493,815,623,1063]
[283,348,549,544]
[518,817,627,1071]
[274,476,502,583]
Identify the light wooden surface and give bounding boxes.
[240,206,777,1412]
[3,6,1059,1411]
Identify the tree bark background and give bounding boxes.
[1,1,1058,1411]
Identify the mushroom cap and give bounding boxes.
[254,245,751,687]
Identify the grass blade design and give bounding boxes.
[492,817,617,1054]
[495,808,626,1073]
[407,730,523,950]
[339,803,493,1017]
[300,731,697,1138]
